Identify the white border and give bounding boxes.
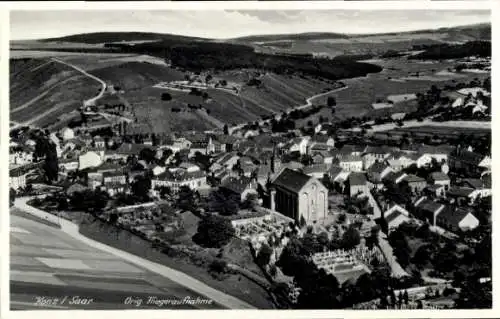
[1,1,498,319]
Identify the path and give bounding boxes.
[10,58,108,132]
[365,190,409,278]
[51,58,107,107]
[228,84,349,134]
[13,197,255,309]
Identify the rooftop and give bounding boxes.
[272,168,312,193]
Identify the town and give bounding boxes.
[9,67,491,309]
[9,13,492,310]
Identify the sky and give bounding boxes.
[10,10,490,40]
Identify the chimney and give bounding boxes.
[270,188,276,211]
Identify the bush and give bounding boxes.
[209,259,228,274]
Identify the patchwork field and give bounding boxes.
[307,57,490,123]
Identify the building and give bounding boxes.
[413,197,445,226]
[405,174,427,193]
[366,162,393,189]
[152,170,207,194]
[9,167,28,190]
[270,168,328,225]
[78,151,103,170]
[219,176,258,202]
[363,146,392,170]
[449,148,486,177]
[287,137,310,155]
[428,172,451,191]
[302,164,331,179]
[347,172,368,197]
[435,207,479,232]
[338,155,363,172]
[384,204,411,232]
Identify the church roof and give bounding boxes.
[272,168,311,193]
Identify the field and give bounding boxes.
[301,57,490,125]
[10,58,102,128]
[386,125,491,139]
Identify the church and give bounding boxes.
[270,168,328,225]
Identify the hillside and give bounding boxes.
[38,31,208,44]
[409,41,491,60]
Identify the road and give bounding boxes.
[10,58,108,132]
[228,84,349,134]
[51,57,107,107]
[11,197,255,310]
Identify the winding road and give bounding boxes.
[10,58,108,132]
[228,84,348,134]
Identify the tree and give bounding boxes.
[327,96,337,107]
[388,229,411,268]
[9,188,16,206]
[223,124,229,135]
[193,215,235,248]
[161,92,172,101]
[131,175,152,201]
[177,185,197,212]
[256,243,273,266]
[139,148,157,164]
[208,190,239,215]
[341,225,361,249]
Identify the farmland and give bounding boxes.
[300,57,490,125]
[386,125,490,139]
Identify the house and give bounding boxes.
[363,146,392,170]
[405,174,427,193]
[428,172,451,191]
[424,184,446,198]
[287,137,310,155]
[309,135,335,150]
[347,173,368,197]
[340,144,365,156]
[179,162,201,173]
[219,176,258,202]
[270,168,328,225]
[94,136,106,148]
[66,183,88,196]
[311,151,332,165]
[61,127,75,141]
[58,158,80,173]
[458,177,492,199]
[152,165,166,176]
[9,166,30,190]
[387,152,417,171]
[302,164,331,179]
[79,151,103,170]
[103,171,127,185]
[435,207,479,232]
[102,182,126,197]
[9,146,34,166]
[384,171,407,185]
[478,155,491,171]
[338,155,363,172]
[447,187,475,205]
[413,197,445,226]
[367,162,393,188]
[449,148,486,177]
[152,170,207,194]
[384,204,411,232]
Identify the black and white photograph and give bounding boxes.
[7,7,492,312]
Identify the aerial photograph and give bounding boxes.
[9,10,491,310]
